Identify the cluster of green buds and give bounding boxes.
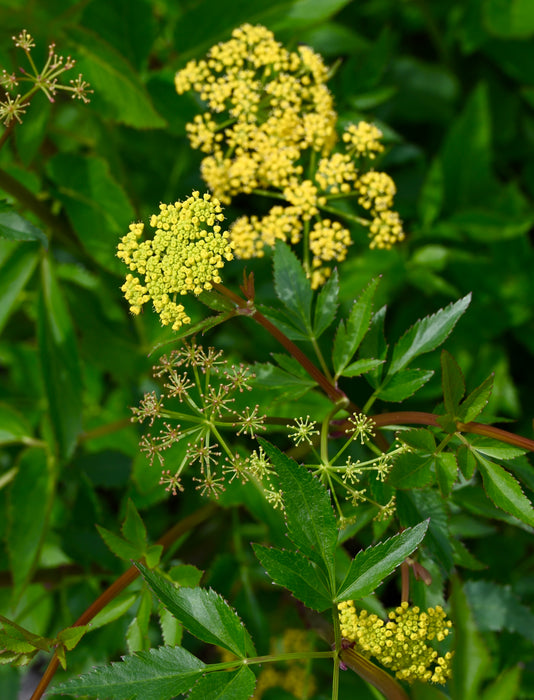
[0,30,92,127]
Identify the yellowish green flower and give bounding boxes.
[338,600,453,685]
[117,191,234,330]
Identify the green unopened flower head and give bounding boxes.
[117,191,234,330]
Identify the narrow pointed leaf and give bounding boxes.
[0,212,48,248]
[257,439,337,578]
[336,521,428,601]
[458,374,493,423]
[137,564,255,657]
[188,666,256,700]
[441,350,465,415]
[475,454,534,527]
[122,500,148,549]
[253,545,332,611]
[333,278,380,377]
[360,305,388,388]
[436,452,458,496]
[339,358,385,378]
[0,243,39,334]
[313,267,339,338]
[388,294,471,376]
[97,526,144,562]
[377,369,434,402]
[273,241,312,334]
[52,645,206,700]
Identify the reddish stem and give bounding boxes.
[30,503,217,700]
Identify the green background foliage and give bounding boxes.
[1,0,534,697]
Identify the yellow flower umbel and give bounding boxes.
[175,24,405,287]
[338,600,453,685]
[117,192,234,330]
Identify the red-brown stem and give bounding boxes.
[30,503,217,700]
[370,411,534,452]
[340,647,410,700]
[212,283,391,451]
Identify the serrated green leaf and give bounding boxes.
[252,362,316,398]
[137,564,255,658]
[169,564,203,588]
[0,616,52,654]
[377,369,434,402]
[159,606,182,647]
[469,436,525,460]
[388,294,471,376]
[399,428,436,452]
[56,625,88,651]
[0,243,39,334]
[122,500,148,550]
[127,588,152,653]
[456,445,476,479]
[257,305,311,341]
[7,448,54,601]
[68,27,166,129]
[450,539,486,571]
[188,666,256,700]
[253,545,332,611]
[52,645,206,700]
[273,241,313,334]
[257,439,337,579]
[458,374,493,423]
[464,580,534,643]
[475,453,534,527]
[313,267,339,338]
[91,593,138,630]
[336,521,428,601]
[449,577,490,700]
[97,525,144,562]
[436,452,458,496]
[359,305,388,388]
[441,350,465,415]
[339,358,385,378]
[396,491,454,572]
[333,278,380,378]
[388,453,435,489]
[0,211,48,248]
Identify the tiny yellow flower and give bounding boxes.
[117,192,234,330]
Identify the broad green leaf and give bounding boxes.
[436,452,458,496]
[68,26,166,129]
[257,439,337,579]
[481,666,522,700]
[46,153,135,273]
[387,454,435,489]
[458,374,493,423]
[441,350,465,415]
[450,539,486,571]
[484,0,534,38]
[359,305,388,388]
[449,577,490,700]
[388,294,471,376]
[336,521,428,601]
[252,362,316,398]
[333,277,380,378]
[0,211,48,248]
[0,404,32,446]
[339,358,385,378]
[258,305,311,341]
[169,564,204,588]
[469,436,526,460]
[475,453,534,527]
[38,258,83,459]
[0,242,39,334]
[273,241,313,334]
[127,588,152,653]
[377,369,434,402]
[253,545,332,611]
[313,267,339,338]
[90,593,138,630]
[122,500,148,550]
[52,645,206,700]
[137,564,255,658]
[399,429,436,452]
[396,491,453,572]
[464,580,534,643]
[7,448,54,601]
[188,666,256,700]
[159,607,182,648]
[97,525,145,562]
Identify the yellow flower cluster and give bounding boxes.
[338,600,453,685]
[117,192,234,330]
[175,24,405,286]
